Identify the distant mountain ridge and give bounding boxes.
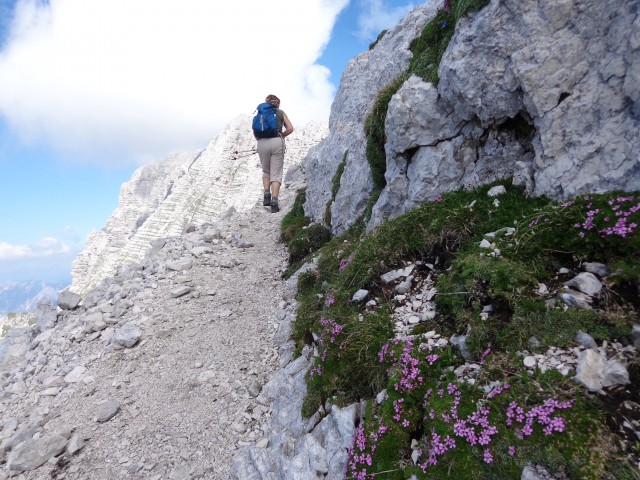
[0,280,63,315]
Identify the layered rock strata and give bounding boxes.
[72,117,327,295]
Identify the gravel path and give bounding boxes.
[1,189,296,480]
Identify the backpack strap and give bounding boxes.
[275,109,284,136]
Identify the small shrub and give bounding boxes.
[369,29,388,50]
[280,188,310,244]
[289,224,332,263]
[281,188,332,274]
[297,270,319,294]
[364,76,407,191]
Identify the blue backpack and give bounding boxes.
[252,103,280,138]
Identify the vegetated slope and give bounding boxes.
[285,0,640,475]
[289,182,639,479]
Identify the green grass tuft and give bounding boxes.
[281,188,310,245]
[280,188,332,269]
[369,29,388,50]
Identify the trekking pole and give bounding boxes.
[231,149,258,161]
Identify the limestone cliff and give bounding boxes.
[72,117,328,294]
[303,1,443,234]
[304,0,640,233]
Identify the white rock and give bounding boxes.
[395,276,413,294]
[602,360,630,387]
[256,438,269,449]
[96,400,120,423]
[487,185,507,197]
[113,324,142,348]
[64,366,87,383]
[351,290,369,302]
[376,389,388,404]
[565,272,603,296]
[574,349,607,392]
[380,265,415,283]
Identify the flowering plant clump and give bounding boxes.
[573,194,640,239]
[309,317,344,378]
[506,398,573,438]
[508,192,640,266]
[325,290,336,307]
[345,414,390,479]
[346,340,576,478]
[339,252,356,272]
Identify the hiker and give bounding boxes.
[253,94,294,213]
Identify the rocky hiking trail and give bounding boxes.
[1,189,298,479]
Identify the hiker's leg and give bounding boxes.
[270,138,284,197]
[257,140,274,205]
[257,139,271,185]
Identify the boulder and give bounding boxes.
[0,327,32,372]
[583,262,610,277]
[58,289,82,310]
[113,323,142,348]
[574,349,606,391]
[7,435,68,472]
[33,299,58,332]
[575,331,597,350]
[166,258,193,271]
[564,272,602,296]
[96,399,121,423]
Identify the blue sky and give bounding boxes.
[0,0,417,283]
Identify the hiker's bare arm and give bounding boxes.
[282,112,294,137]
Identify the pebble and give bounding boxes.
[96,400,121,423]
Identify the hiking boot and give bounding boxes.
[271,199,279,213]
[263,192,271,206]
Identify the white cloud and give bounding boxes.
[0,237,71,260]
[356,0,415,42]
[0,0,349,166]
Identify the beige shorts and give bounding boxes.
[257,136,285,184]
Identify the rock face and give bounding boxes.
[303,1,442,234]
[71,151,197,295]
[304,0,640,233]
[72,117,327,295]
